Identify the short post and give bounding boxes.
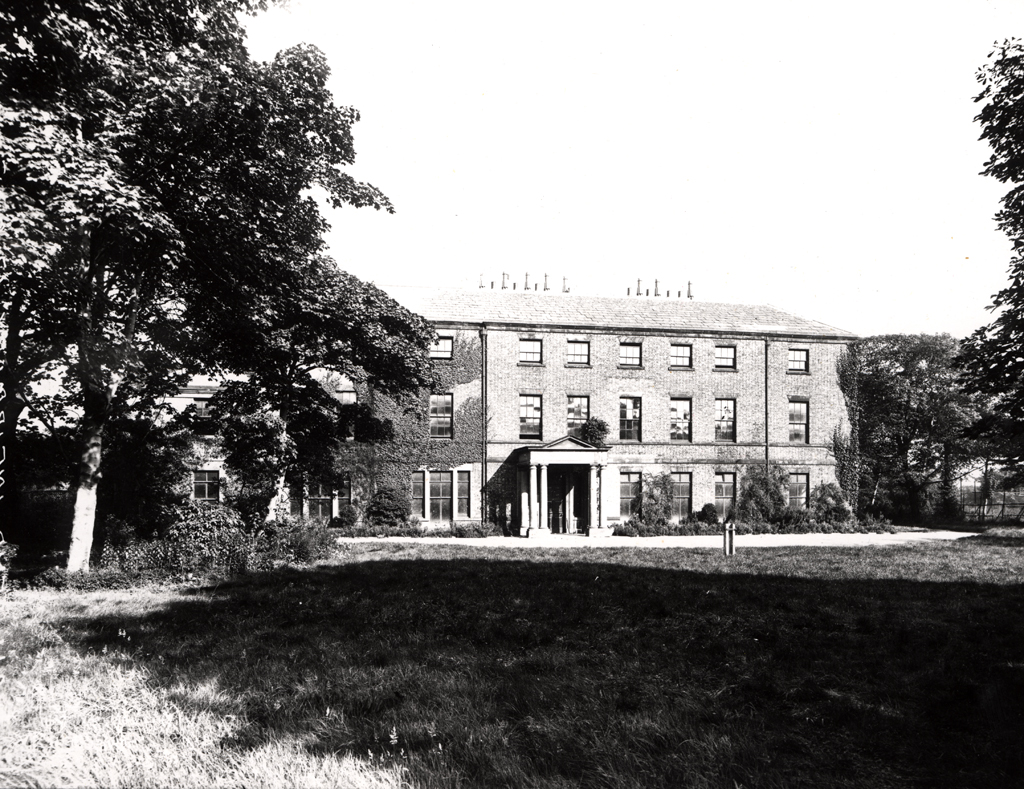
[723,523,735,556]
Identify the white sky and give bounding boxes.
[244,0,1024,338]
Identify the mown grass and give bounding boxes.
[3,533,1024,788]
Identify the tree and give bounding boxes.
[1,1,405,570]
[735,462,789,524]
[210,259,433,523]
[856,334,980,522]
[960,39,1024,473]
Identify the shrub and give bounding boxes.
[577,417,610,446]
[264,516,336,563]
[697,503,719,525]
[450,520,502,538]
[809,482,854,524]
[0,535,17,594]
[736,462,789,524]
[613,520,639,537]
[778,505,812,530]
[331,503,358,529]
[365,487,410,526]
[637,472,674,528]
[163,501,267,575]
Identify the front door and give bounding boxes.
[548,467,565,532]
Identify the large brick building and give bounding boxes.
[175,288,856,534]
[377,287,856,535]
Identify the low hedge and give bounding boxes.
[613,516,894,537]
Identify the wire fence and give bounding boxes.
[959,481,1024,522]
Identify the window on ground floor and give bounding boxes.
[411,471,426,519]
[789,473,809,509]
[290,476,352,519]
[457,470,471,517]
[193,470,220,501]
[430,471,453,522]
[715,472,735,520]
[411,470,471,522]
[671,472,691,521]
[620,471,641,518]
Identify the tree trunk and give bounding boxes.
[265,470,289,524]
[0,367,28,538]
[67,389,110,573]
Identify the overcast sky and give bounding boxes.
[245,0,1024,338]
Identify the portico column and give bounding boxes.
[539,464,549,532]
[589,464,599,533]
[566,475,575,533]
[529,463,538,531]
[519,470,529,533]
[597,464,606,529]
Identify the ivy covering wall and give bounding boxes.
[331,332,484,514]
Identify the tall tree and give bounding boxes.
[213,259,434,523]
[960,39,1024,472]
[1,1,402,570]
[857,334,979,522]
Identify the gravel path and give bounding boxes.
[340,530,972,549]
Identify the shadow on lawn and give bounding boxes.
[53,550,1024,788]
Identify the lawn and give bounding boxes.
[2,534,1023,788]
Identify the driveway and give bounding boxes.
[341,530,972,549]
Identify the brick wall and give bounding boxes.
[480,326,850,523]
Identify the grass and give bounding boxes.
[3,532,1024,787]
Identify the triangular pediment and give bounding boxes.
[540,435,600,451]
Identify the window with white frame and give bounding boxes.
[411,471,425,518]
[789,400,809,444]
[715,399,736,442]
[567,396,589,437]
[519,339,543,364]
[670,344,692,368]
[619,342,642,367]
[306,481,333,520]
[411,470,470,521]
[714,346,736,369]
[457,471,471,517]
[430,336,454,359]
[567,340,590,365]
[290,476,351,519]
[671,472,691,521]
[670,398,692,442]
[620,471,641,517]
[429,394,453,438]
[193,470,220,501]
[619,396,641,441]
[788,348,809,373]
[520,395,542,439]
[430,471,453,521]
[715,472,735,520]
[789,473,809,509]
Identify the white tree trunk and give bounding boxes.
[265,471,290,523]
[67,484,97,573]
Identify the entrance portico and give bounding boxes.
[516,436,608,536]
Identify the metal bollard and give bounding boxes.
[723,523,735,556]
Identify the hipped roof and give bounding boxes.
[384,287,856,341]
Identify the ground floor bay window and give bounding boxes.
[411,470,471,522]
[290,476,352,520]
